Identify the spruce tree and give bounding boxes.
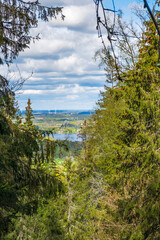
[24,98,34,127]
[0,1,65,237]
[76,2,160,239]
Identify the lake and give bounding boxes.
[52,133,82,142]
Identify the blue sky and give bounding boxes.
[1,0,156,110]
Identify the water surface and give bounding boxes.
[52,133,82,142]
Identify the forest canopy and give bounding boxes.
[1,0,160,239]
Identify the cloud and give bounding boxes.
[19,90,43,95]
[66,95,79,100]
[19,84,104,95]
[39,0,91,7]
[4,0,107,110]
[2,0,144,111]
[48,4,97,33]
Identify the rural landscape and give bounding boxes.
[20,109,92,162]
[1,0,160,239]
[27,110,92,133]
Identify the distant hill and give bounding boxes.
[78,111,93,115]
[19,110,94,115]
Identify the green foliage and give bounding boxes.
[64,3,160,239]
[24,98,34,126]
[1,1,160,239]
[0,90,65,238]
[0,0,67,238]
[76,5,160,239]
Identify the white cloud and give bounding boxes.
[7,0,107,110]
[18,84,104,96]
[19,89,43,95]
[39,0,91,7]
[7,0,144,111]
[66,95,79,100]
[48,4,97,32]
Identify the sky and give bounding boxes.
[1,0,156,110]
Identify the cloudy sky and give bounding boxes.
[2,0,155,110]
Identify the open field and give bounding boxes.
[21,110,93,133]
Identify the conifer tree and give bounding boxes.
[0,1,64,237]
[76,2,160,239]
[24,98,34,127]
